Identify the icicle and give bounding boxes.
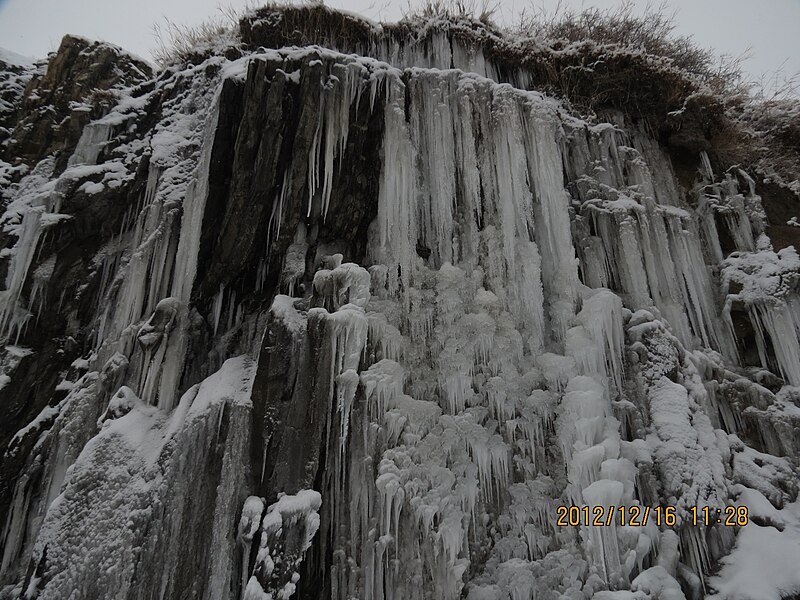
[153,86,224,411]
[367,313,404,362]
[238,496,265,597]
[336,369,359,445]
[557,376,612,472]
[94,164,169,349]
[268,169,291,253]
[536,353,576,393]
[376,459,404,541]
[572,290,625,394]
[0,207,45,341]
[361,359,404,418]
[212,285,225,336]
[0,158,63,343]
[367,74,417,298]
[281,223,308,296]
[582,480,624,584]
[409,72,458,267]
[68,121,113,167]
[585,197,736,358]
[747,300,800,386]
[520,102,581,340]
[313,262,371,311]
[723,247,800,384]
[699,151,714,181]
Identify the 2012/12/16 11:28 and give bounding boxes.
[555,505,749,527]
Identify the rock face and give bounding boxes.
[0,8,800,600]
[0,51,37,153]
[3,36,152,170]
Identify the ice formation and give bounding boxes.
[1,7,800,600]
[243,490,322,600]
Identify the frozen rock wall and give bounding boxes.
[0,8,799,600]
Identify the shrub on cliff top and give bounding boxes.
[516,2,715,79]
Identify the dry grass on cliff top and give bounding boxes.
[231,1,749,118]
[151,0,800,186]
[152,1,741,100]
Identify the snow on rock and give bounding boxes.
[239,496,265,541]
[246,490,322,600]
[312,260,371,311]
[630,565,686,600]
[709,500,800,600]
[722,247,800,385]
[0,48,36,68]
[647,378,726,511]
[728,435,797,508]
[13,356,255,599]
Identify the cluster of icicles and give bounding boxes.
[235,48,799,599]
[0,30,798,600]
[231,52,768,599]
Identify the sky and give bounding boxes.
[0,0,798,93]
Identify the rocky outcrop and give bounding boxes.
[0,52,37,153]
[2,35,152,171]
[193,54,383,303]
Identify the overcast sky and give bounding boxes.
[0,0,798,92]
